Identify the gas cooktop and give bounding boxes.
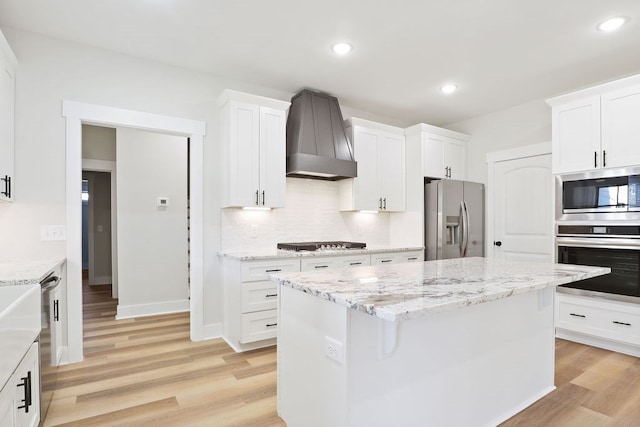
[277,241,367,252]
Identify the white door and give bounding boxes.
[444,138,467,180]
[601,83,640,169]
[378,132,405,211]
[492,154,553,262]
[422,134,445,179]
[259,106,287,208]
[352,127,380,211]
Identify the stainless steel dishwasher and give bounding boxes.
[39,273,61,424]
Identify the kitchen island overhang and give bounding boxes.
[271,257,610,427]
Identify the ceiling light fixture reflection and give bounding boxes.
[440,84,458,94]
[331,42,353,55]
[597,17,627,32]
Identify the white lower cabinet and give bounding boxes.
[0,342,40,427]
[223,249,423,352]
[556,293,640,356]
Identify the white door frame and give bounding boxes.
[63,101,206,364]
[485,142,552,259]
[82,160,118,298]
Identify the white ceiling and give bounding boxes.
[1,0,639,126]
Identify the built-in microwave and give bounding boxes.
[556,167,640,223]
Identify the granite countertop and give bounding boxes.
[271,257,610,322]
[219,246,424,261]
[0,259,66,286]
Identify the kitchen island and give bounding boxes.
[271,257,609,427]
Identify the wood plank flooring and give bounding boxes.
[44,282,640,426]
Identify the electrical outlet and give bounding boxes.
[325,336,343,364]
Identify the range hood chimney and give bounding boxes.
[286,90,357,180]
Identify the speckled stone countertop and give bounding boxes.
[219,246,423,261]
[0,259,66,286]
[271,257,610,322]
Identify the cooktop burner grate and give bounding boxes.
[277,241,366,252]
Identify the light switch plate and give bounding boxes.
[41,225,67,241]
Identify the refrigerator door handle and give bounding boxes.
[459,201,465,257]
[461,201,470,257]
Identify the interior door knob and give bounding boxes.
[494,241,502,247]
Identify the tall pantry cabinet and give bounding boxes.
[0,30,17,202]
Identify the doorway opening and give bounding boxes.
[64,101,206,364]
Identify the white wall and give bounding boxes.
[0,28,408,334]
[116,127,188,318]
[221,178,390,252]
[445,99,552,184]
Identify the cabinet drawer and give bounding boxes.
[300,257,339,272]
[397,251,423,263]
[557,299,640,345]
[335,255,371,269]
[241,282,278,313]
[240,310,278,343]
[371,253,399,265]
[240,259,300,282]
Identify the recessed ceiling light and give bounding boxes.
[331,42,353,55]
[440,84,458,94]
[597,17,627,32]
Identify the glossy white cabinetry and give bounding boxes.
[0,30,17,202]
[556,293,640,357]
[0,343,40,427]
[339,118,406,212]
[405,123,468,180]
[547,74,640,174]
[218,90,290,208]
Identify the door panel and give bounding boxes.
[463,182,484,257]
[441,180,464,259]
[494,154,553,262]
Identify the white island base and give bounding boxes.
[278,285,556,427]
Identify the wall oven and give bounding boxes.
[556,167,640,301]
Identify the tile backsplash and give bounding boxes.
[221,178,391,252]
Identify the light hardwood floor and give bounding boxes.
[44,283,640,426]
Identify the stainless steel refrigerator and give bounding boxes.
[424,180,484,260]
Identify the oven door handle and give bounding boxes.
[557,237,640,251]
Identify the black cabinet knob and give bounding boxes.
[494,241,502,247]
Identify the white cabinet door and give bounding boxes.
[12,343,39,427]
[259,106,287,208]
[552,96,601,174]
[0,380,16,427]
[444,138,466,180]
[0,56,15,202]
[379,132,405,211]
[601,84,640,169]
[352,127,381,211]
[422,134,445,179]
[227,101,260,207]
[51,285,63,366]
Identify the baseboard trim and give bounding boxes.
[556,329,640,357]
[116,299,189,320]
[484,385,556,427]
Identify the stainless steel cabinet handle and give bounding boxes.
[266,323,277,327]
[54,299,59,321]
[594,151,597,168]
[383,198,387,210]
[265,269,282,273]
[378,198,383,209]
[262,190,265,206]
[265,293,278,298]
[569,313,586,318]
[255,190,259,206]
[381,259,393,263]
[314,265,329,269]
[408,257,418,261]
[350,262,362,265]
[603,150,607,167]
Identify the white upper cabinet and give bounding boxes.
[0,30,17,203]
[551,96,600,174]
[601,84,640,169]
[218,90,289,208]
[339,118,405,212]
[547,74,640,174]
[405,124,468,180]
